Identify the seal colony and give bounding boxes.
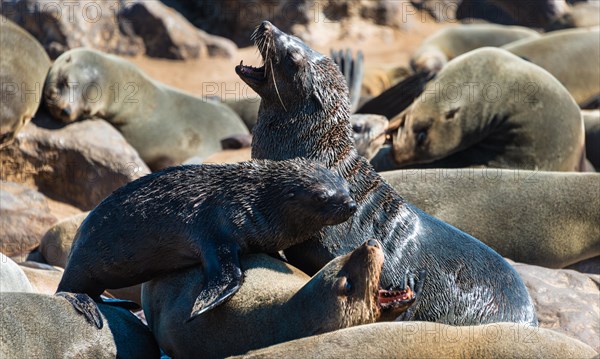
[57,158,357,328]
[43,48,249,170]
[143,241,422,358]
[237,21,537,325]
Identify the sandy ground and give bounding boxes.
[127,18,449,99]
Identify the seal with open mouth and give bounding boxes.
[142,240,423,358]
[238,21,538,326]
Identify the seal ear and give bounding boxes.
[445,108,460,121]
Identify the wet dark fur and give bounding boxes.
[57,158,355,323]
[242,22,537,326]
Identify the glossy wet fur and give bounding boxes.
[57,159,356,324]
[241,21,537,326]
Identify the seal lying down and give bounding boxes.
[142,240,424,359]
[56,158,357,328]
[238,21,538,326]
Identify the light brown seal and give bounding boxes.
[502,27,600,106]
[0,292,160,359]
[382,169,600,268]
[234,322,597,359]
[43,48,249,170]
[0,17,50,147]
[142,241,421,359]
[390,47,584,171]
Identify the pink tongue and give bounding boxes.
[378,289,411,304]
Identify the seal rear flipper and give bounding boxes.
[56,292,103,329]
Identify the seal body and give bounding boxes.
[57,158,356,325]
[143,241,418,359]
[391,48,584,171]
[43,48,249,170]
[382,169,600,268]
[503,27,600,105]
[0,18,50,147]
[0,292,160,359]
[237,21,537,326]
[410,24,540,75]
[583,109,600,168]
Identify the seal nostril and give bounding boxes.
[366,239,380,248]
[346,201,357,213]
[61,107,71,117]
[261,21,271,30]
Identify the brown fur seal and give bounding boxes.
[583,109,600,168]
[238,21,537,326]
[57,158,356,328]
[234,322,597,359]
[0,292,160,359]
[546,2,600,31]
[356,24,540,119]
[502,27,600,105]
[382,169,600,268]
[389,47,584,171]
[43,48,249,170]
[0,17,50,147]
[410,24,540,75]
[350,114,388,160]
[143,241,421,358]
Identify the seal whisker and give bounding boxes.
[270,58,287,112]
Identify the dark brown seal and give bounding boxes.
[237,21,537,326]
[56,158,356,328]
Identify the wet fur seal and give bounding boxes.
[0,17,50,147]
[234,322,597,359]
[143,241,421,359]
[382,169,600,268]
[502,27,600,105]
[389,47,584,171]
[0,292,160,359]
[43,48,249,170]
[57,158,356,328]
[237,21,537,326]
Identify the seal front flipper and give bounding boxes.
[188,242,243,320]
[56,292,103,329]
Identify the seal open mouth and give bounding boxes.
[236,60,266,83]
[377,287,415,312]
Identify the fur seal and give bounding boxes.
[57,158,356,328]
[546,2,600,31]
[389,47,584,171]
[583,109,600,169]
[43,48,249,170]
[356,24,540,119]
[238,21,537,326]
[143,241,422,358]
[0,292,160,359]
[502,27,600,105]
[0,17,51,147]
[350,114,388,160]
[382,169,600,268]
[410,24,540,75]
[234,322,597,359]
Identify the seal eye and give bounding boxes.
[445,108,460,121]
[337,277,354,296]
[352,123,364,133]
[416,131,427,146]
[315,192,328,202]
